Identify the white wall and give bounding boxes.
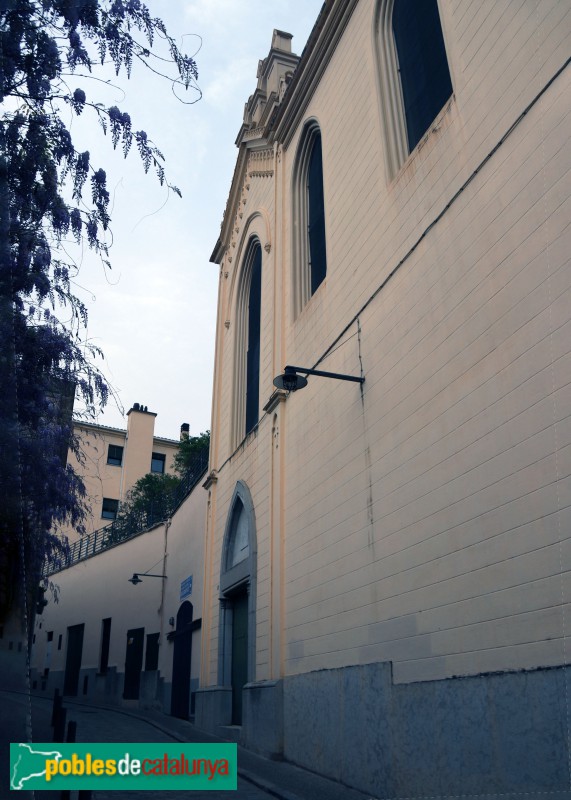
[203,0,571,688]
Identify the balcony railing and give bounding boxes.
[44,446,209,576]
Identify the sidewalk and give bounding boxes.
[45,694,376,800]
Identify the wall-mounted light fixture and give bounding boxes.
[273,365,365,392]
[128,572,167,585]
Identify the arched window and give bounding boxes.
[232,238,262,445]
[376,0,453,176]
[307,133,327,295]
[292,122,327,317]
[393,0,452,153]
[245,244,261,436]
[225,499,249,570]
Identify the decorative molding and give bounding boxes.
[248,148,275,178]
[243,125,265,141]
[274,0,360,149]
[264,243,271,253]
[263,389,287,414]
[203,471,218,490]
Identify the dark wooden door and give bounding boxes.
[171,602,193,719]
[123,627,144,700]
[231,591,248,724]
[63,623,84,696]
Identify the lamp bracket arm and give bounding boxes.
[285,365,365,384]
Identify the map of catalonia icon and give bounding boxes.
[10,743,64,791]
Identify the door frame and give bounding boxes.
[218,481,257,704]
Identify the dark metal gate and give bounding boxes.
[63,623,84,696]
[123,627,144,700]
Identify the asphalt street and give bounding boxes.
[1,691,275,800]
[2,689,381,800]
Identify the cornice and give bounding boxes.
[211,3,359,264]
[210,146,249,264]
[274,0,360,149]
[211,141,276,265]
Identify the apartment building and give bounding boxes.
[66,403,180,540]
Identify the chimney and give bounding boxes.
[130,402,151,414]
[180,423,190,440]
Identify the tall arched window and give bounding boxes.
[307,133,327,295]
[376,0,453,176]
[392,0,452,153]
[232,238,262,446]
[245,244,261,436]
[292,121,327,317]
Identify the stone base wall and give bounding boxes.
[241,680,283,758]
[194,686,232,733]
[30,666,173,714]
[31,659,569,797]
[281,662,569,798]
[194,662,570,795]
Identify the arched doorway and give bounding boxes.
[170,601,193,719]
[219,481,257,725]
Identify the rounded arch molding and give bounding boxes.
[225,208,271,321]
[220,480,257,593]
[372,0,408,181]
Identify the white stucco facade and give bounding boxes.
[197,1,571,793]
[31,467,207,717]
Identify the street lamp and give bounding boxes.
[128,572,167,585]
[273,365,364,392]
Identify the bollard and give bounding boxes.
[51,688,62,727]
[53,706,67,743]
[66,720,77,743]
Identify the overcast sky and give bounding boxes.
[73,0,323,439]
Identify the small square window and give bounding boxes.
[151,453,166,474]
[102,498,119,520]
[47,631,53,642]
[107,444,124,467]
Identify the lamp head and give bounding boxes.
[128,573,142,585]
[273,367,308,392]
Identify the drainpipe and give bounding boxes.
[159,518,171,648]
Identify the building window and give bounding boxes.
[292,121,327,317]
[393,0,452,153]
[225,499,250,569]
[245,244,262,436]
[107,444,123,467]
[232,239,262,445]
[151,452,165,474]
[101,497,119,520]
[376,0,453,176]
